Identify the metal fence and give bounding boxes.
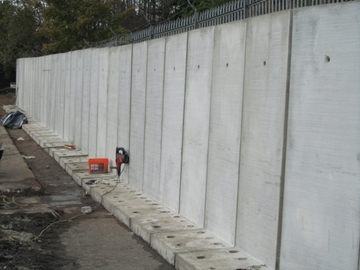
[101,0,350,47]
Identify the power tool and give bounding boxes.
[115,147,129,177]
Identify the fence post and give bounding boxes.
[149,25,154,40]
[244,0,249,19]
[194,12,199,28]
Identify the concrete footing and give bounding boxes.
[21,121,268,270]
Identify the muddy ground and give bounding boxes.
[0,91,174,270]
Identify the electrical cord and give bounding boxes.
[0,195,28,207]
[0,213,87,243]
[92,164,127,211]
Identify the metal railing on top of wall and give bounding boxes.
[100,0,350,47]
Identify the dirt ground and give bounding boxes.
[0,91,174,270]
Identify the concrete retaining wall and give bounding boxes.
[16,2,360,269]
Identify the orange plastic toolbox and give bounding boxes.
[88,158,109,174]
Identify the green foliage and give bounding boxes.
[0,0,44,78]
[165,0,232,20]
[39,0,132,54]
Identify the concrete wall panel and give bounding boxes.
[27,58,31,113]
[180,27,214,226]
[281,3,360,270]
[143,38,165,200]
[56,53,66,137]
[81,49,92,154]
[68,51,78,141]
[43,56,52,127]
[236,11,291,269]
[54,54,62,134]
[48,55,57,131]
[117,45,132,182]
[33,58,41,121]
[74,51,84,148]
[63,53,72,138]
[106,47,121,165]
[159,33,187,212]
[206,20,246,245]
[88,49,100,157]
[15,59,22,108]
[96,48,109,157]
[129,42,147,190]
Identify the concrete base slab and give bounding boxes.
[72,170,116,186]
[65,162,88,176]
[151,230,231,265]
[34,135,61,145]
[108,199,162,227]
[31,131,56,137]
[131,212,200,244]
[175,248,269,270]
[40,138,71,148]
[51,149,87,163]
[60,156,88,169]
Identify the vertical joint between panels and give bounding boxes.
[275,11,293,270]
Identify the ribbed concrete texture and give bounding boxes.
[159,32,187,213]
[236,10,291,269]
[129,42,147,191]
[280,3,360,270]
[143,38,166,201]
[181,26,214,227]
[206,19,246,246]
[116,45,132,183]
[15,2,360,269]
[81,49,92,155]
[89,49,100,156]
[105,47,121,167]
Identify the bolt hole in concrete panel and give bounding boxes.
[229,250,239,253]
[210,267,215,270]
[226,63,229,67]
[127,206,133,209]
[118,201,123,203]
[173,67,175,70]
[263,61,266,66]
[152,203,158,205]
[140,197,146,199]
[325,55,330,62]
[113,196,118,198]
[187,225,194,228]
[197,256,206,259]
[173,216,180,218]
[198,65,200,68]
[176,243,184,247]
[160,211,170,213]
[153,226,161,229]
[197,231,205,234]
[133,211,140,213]
[238,257,247,260]
[213,242,221,245]
[145,200,151,202]
[167,236,175,238]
